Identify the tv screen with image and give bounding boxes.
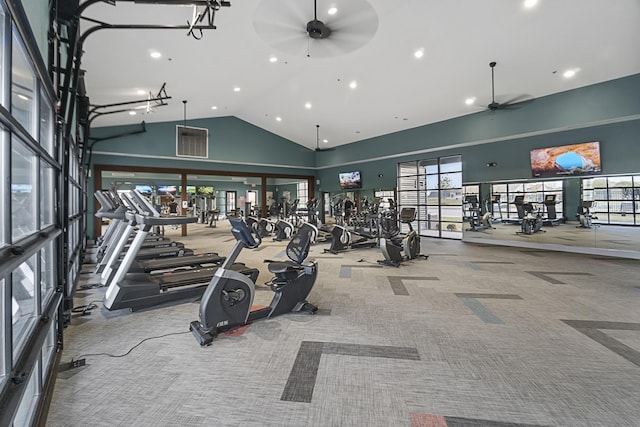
[530,141,601,178]
[135,185,153,194]
[157,185,177,195]
[339,171,362,190]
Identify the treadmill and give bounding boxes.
[542,194,563,226]
[98,192,194,279]
[99,191,227,286]
[94,190,183,273]
[103,191,259,311]
[502,194,526,225]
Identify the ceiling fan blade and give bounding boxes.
[268,35,309,57]
[253,0,378,58]
[500,94,533,105]
[326,4,378,37]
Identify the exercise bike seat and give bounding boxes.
[266,224,313,275]
[267,261,302,274]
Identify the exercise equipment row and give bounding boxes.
[95,189,258,312]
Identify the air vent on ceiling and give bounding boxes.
[176,125,208,158]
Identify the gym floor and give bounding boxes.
[47,221,640,426]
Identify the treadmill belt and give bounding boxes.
[156,263,258,290]
[138,253,225,272]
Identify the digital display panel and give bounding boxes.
[530,141,601,178]
[339,171,362,190]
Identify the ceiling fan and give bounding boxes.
[253,0,378,58]
[314,125,335,152]
[486,61,531,111]
[306,0,331,40]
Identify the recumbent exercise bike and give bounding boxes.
[517,201,545,235]
[190,217,318,346]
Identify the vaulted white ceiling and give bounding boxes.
[79,0,640,151]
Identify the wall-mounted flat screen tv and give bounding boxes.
[197,186,215,195]
[157,185,177,195]
[339,171,362,190]
[135,185,153,194]
[530,141,601,178]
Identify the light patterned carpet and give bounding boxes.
[47,221,640,426]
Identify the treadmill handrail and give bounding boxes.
[135,213,197,226]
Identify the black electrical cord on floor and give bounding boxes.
[75,331,191,360]
[357,258,380,265]
[79,283,106,290]
[71,300,102,315]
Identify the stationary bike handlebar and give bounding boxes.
[229,217,262,249]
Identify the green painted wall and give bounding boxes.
[92,74,640,223]
[91,116,315,174]
[314,74,640,170]
[315,75,640,207]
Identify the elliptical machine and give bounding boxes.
[324,225,378,254]
[273,218,294,241]
[190,217,318,346]
[378,207,427,267]
[463,195,494,231]
[256,217,276,237]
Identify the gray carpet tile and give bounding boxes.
[47,222,640,427]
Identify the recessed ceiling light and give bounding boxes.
[136,89,145,95]
[269,56,278,63]
[322,138,328,144]
[129,111,136,115]
[150,51,161,59]
[211,106,217,110]
[349,81,357,89]
[276,116,282,122]
[563,69,578,78]
[465,97,476,105]
[523,0,538,8]
[305,102,312,109]
[328,7,337,15]
[233,87,241,92]
[414,49,424,59]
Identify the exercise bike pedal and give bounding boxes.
[189,320,216,347]
[294,301,318,314]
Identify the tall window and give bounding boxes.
[1,3,64,424]
[398,155,463,239]
[12,255,38,359]
[225,191,236,214]
[11,32,36,137]
[0,131,6,247]
[12,137,38,241]
[583,175,640,225]
[297,180,309,206]
[489,180,563,221]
